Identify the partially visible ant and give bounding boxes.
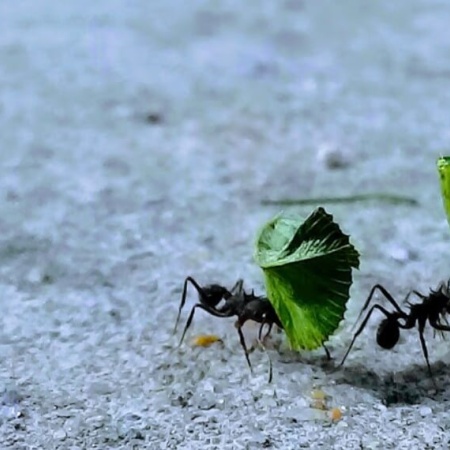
[174,277,331,380]
[339,281,450,381]
[173,277,282,379]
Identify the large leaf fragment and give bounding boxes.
[254,207,360,350]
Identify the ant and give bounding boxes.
[173,277,282,377]
[174,277,332,378]
[339,281,450,380]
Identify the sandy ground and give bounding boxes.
[2,1,450,449]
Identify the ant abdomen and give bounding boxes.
[376,317,400,349]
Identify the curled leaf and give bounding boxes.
[254,207,360,350]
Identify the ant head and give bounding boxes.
[376,316,400,350]
[201,284,231,306]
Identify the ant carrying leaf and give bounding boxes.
[340,281,450,381]
[174,208,359,379]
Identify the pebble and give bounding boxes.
[86,415,107,429]
[316,144,350,169]
[53,429,67,440]
[364,440,382,449]
[419,406,432,417]
[0,405,23,420]
[387,245,416,263]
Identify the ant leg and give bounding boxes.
[410,290,426,300]
[174,277,204,334]
[322,344,331,360]
[417,318,436,386]
[429,319,450,332]
[356,284,408,325]
[264,322,274,341]
[230,279,244,296]
[178,303,233,347]
[235,320,253,373]
[258,322,265,341]
[257,322,273,341]
[340,304,395,367]
[255,338,273,383]
[429,318,450,341]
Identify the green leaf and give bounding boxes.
[437,156,450,227]
[254,207,360,350]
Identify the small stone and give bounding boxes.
[26,266,44,284]
[126,428,145,440]
[387,245,414,263]
[316,143,350,169]
[193,415,209,424]
[198,397,216,411]
[0,405,23,420]
[287,406,321,422]
[64,417,82,437]
[419,406,432,417]
[53,429,67,440]
[120,412,142,422]
[86,415,106,429]
[364,440,382,450]
[201,380,215,393]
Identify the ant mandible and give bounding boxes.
[339,281,450,378]
[173,277,283,374]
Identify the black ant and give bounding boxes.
[340,282,450,380]
[173,277,282,377]
[174,277,332,378]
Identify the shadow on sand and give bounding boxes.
[330,360,450,405]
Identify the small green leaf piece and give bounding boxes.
[254,207,360,350]
[437,156,450,226]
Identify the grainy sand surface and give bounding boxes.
[1,1,450,448]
